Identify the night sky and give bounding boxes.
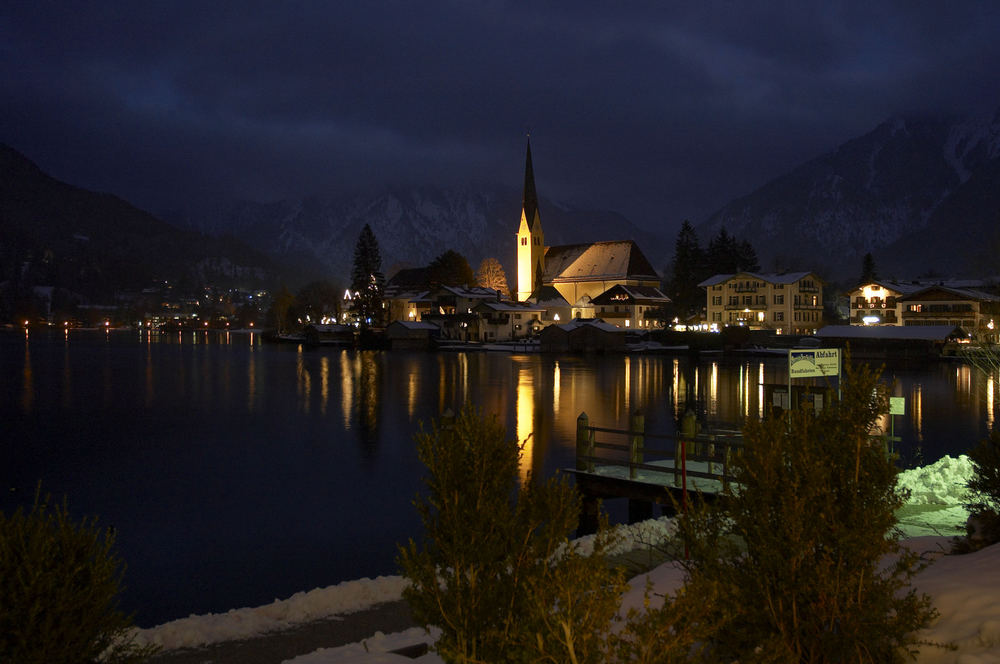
[3,2,1000,234]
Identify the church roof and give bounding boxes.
[522,139,539,231]
[591,284,671,304]
[542,241,659,284]
[527,285,570,308]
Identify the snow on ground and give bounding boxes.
[136,455,991,662]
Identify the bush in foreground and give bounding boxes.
[398,405,626,664]
[0,490,156,664]
[961,429,1000,548]
[665,361,937,663]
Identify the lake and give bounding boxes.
[1,329,996,626]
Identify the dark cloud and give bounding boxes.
[3,1,999,232]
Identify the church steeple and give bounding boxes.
[516,137,545,302]
[522,138,539,231]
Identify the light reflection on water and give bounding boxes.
[2,329,998,626]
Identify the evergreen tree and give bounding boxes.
[673,360,936,662]
[669,220,705,317]
[706,227,760,274]
[428,250,476,288]
[398,406,626,663]
[735,239,760,272]
[350,224,385,327]
[861,252,878,283]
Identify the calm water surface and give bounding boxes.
[1,329,996,626]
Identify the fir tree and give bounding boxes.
[669,220,705,317]
[706,227,759,274]
[674,360,937,662]
[428,250,476,288]
[350,224,385,327]
[398,406,626,664]
[861,252,878,283]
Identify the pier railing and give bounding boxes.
[574,410,744,493]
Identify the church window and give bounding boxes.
[521,237,527,246]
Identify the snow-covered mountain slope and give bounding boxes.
[223,185,669,287]
[698,106,1000,281]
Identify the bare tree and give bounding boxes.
[476,257,510,296]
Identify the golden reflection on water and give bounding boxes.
[912,383,923,443]
[987,376,995,430]
[516,363,535,482]
[553,361,561,416]
[320,357,330,416]
[408,371,419,419]
[296,345,311,414]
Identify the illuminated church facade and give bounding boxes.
[515,140,669,329]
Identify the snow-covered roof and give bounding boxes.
[527,285,571,308]
[699,271,819,288]
[437,285,502,299]
[387,320,439,331]
[815,325,967,341]
[475,300,546,313]
[543,241,659,284]
[898,285,1000,302]
[592,284,671,304]
[849,280,926,295]
[550,318,624,334]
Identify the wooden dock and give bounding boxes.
[567,411,743,533]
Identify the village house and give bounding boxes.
[847,279,1000,342]
[590,284,671,330]
[700,271,824,335]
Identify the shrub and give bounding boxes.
[674,361,937,663]
[961,429,1000,548]
[0,489,156,664]
[397,405,626,664]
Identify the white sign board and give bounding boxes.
[788,348,841,378]
[889,396,905,415]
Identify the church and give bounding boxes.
[515,140,669,328]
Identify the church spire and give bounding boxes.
[522,138,539,230]
[516,136,545,302]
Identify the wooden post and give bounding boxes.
[576,412,592,472]
[629,410,644,480]
[722,441,731,492]
[706,435,715,476]
[678,408,696,487]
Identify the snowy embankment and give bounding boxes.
[135,455,980,659]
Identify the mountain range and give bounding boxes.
[698,107,1000,282]
[0,144,279,304]
[215,187,668,290]
[4,104,1000,309]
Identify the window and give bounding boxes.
[520,237,527,246]
[728,296,738,305]
[774,312,784,321]
[793,295,801,306]
[712,312,722,321]
[755,295,766,305]
[742,296,752,306]
[774,294,784,305]
[712,295,722,306]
